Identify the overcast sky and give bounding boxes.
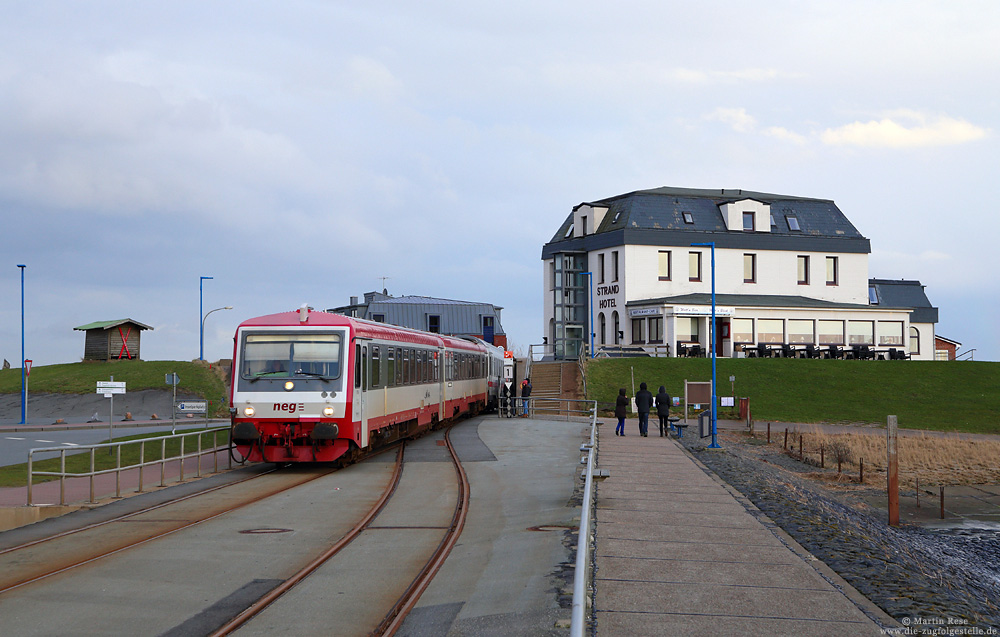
[1,1,997,367]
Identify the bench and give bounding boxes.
[668,416,688,438]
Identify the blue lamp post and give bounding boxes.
[17,264,26,424]
[582,271,595,358]
[691,242,720,449]
[199,276,213,361]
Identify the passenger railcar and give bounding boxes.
[229,306,505,463]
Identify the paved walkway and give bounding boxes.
[594,425,896,635]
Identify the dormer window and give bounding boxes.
[786,216,801,231]
[868,286,879,304]
[682,211,694,224]
[742,211,755,232]
[770,213,777,229]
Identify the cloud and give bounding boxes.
[821,111,988,148]
[705,107,757,133]
[763,126,807,144]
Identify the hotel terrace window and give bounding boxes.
[909,327,920,355]
[658,250,671,281]
[826,256,839,286]
[757,319,784,344]
[788,319,814,344]
[818,320,845,345]
[848,320,875,345]
[743,211,755,232]
[879,321,904,346]
[676,317,699,342]
[631,318,644,344]
[797,255,810,285]
[743,253,756,283]
[689,251,702,282]
[682,211,694,224]
[732,318,754,344]
[648,317,663,343]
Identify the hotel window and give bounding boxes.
[909,327,920,355]
[612,251,619,281]
[581,216,588,235]
[682,211,694,224]
[826,256,838,286]
[612,210,622,223]
[689,251,702,282]
[631,318,645,344]
[743,253,756,283]
[658,250,671,281]
[427,315,440,333]
[879,321,904,346]
[757,319,784,344]
[818,320,845,345]
[848,320,874,345]
[769,213,777,229]
[648,317,663,343]
[372,313,385,322]
[868,285,879,304]
[797,256,809,285]
[676,317,700,342]
[788,319,814,344]
[743,211,755,232]
[564,224,574,238]
[613,311,620,344]
[598,253,605,283]
[599,313,606,345]
[732,318,754,344]
[786,216,801,231]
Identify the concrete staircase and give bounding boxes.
[526,361,582,415]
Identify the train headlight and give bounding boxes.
[284,381,295,391]
[323,406,335,417]
[244,406,256,417]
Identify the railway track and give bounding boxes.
[0,426,470,636]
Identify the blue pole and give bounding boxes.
[691,243,720,448]
[585,271,594,358]
[199,276,213,361]
[18,264,25,424]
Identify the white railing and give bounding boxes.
[27,427,231,506]
[571,401,603,637]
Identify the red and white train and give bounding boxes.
[229,306,506,463]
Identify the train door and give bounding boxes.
[353,342,369,448]
[438,347,447,421]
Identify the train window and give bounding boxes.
[402,349,410,385]
[416,350,424,383]
[386,348,395,387]
[371,346,380,388]
[355,344,361,389]
[410,349,417,384]
[421,350,429,383]
[434,351,439,382]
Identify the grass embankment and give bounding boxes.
[0,360,230,416]
[0,427,231,489]
[585,357,999,434]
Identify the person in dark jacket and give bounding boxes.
[655,385,672,436]
[634,382,653,437]
[520,378,532,417]
[614,388,628,436]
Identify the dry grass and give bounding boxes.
[749,427,1000,491]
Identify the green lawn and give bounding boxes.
[0,360,230,416]
[585,357,1000,434]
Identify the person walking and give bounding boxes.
[614,388,628,436]
[520,378,532,417]
[635,382,653,437]
[655,385,672,436]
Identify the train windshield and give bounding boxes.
[241,333,343,380]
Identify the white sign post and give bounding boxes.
[96,378,126,446]
[166,373,180,434]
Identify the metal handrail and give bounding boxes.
[27,427,231,506]
[956,349,976,361]
[571,401,600,637]
[520,397,596,420]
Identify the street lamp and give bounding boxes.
[199,276,213,361]
[691,242,720,449]
[201,306,233,361]
[17,264,25,424]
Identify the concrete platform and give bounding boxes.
[594,428,896,635]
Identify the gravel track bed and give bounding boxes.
[678,433,1000,630]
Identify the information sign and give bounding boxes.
[177,401,207,413]
[96,381,126,395]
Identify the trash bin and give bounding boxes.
[698,409,713,439]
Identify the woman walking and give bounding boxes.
[655,385,672,436]
[614,388,628,436]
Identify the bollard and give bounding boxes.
[767,422,771,444]
[798,434,803,460]
[820,446,825,469]
[784,428,788,450]
[859,457,864,484]
[887,415,899,526]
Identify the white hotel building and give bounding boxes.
[541,187,939,360]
